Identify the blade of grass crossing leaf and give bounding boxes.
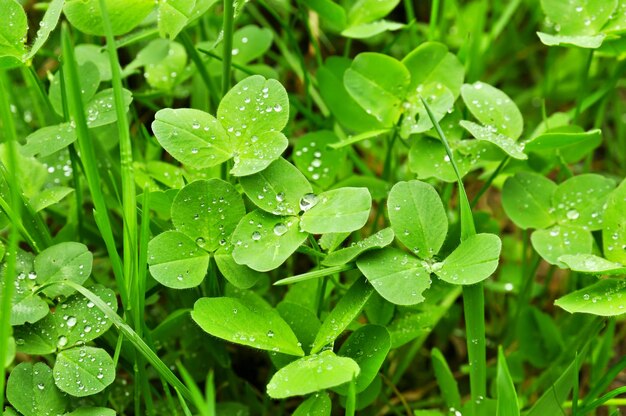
[0,70,22,413]
[432,348,462,410]
[496,347,519,416]
[61,24,128,306]
[422,96,486,403]
[37,281,193,402]
[97,0,138,318]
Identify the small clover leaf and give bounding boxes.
[6,362,68,416]
[153,75,289,176]
[53,346,115,397]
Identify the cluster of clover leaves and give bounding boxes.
[138,72,505,400]
[1,243,118,416]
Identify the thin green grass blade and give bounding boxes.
[0,70,22,413]
[97,0,138,316]
[60,24,128,305]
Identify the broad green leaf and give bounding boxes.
[231,210,307,272]
[230,25,273,64]
[496,347,519,416]
[152,108,232,169]
[35,242,93,298]
[85,88,133,128]
[144,40,187,90]
[31,186,74,212]
[603,178,626,263]
[461,81,523,140]
[555,278,626,316]
[171,179,245,251]
[317,57,382,132]
[402,42,464,97]
[293,392,332,416]
[293,131,347,189]
[22,123,77,158]
[322,228,395,267]
[6,362,68,416]
[230,130,289,176]
[311,278,373,353]
[347,0,400,25]
[401,82,455,137]
[65,408,116,416]
[531,225,593,266]
[147,231,210,289]
[335,325,390,394]
[192,297,304,356]
[300,188,372,234]
[540,0,616,35]
[239,157,312,215]
[388,180,448,258]
[558,254,626,275]
[552,174,615,230]
[459,120,527,159]
[214,246,262,289]
[267,350,360,399]
[431,348,461,410]
[24,0,64,61]
[435,233,501,285]
[357,248,431,305]
[536,32,605,48]
[0,0,27,65]
[63,0,155,36]
[218,73,288,144]
[53,346,115,397]
[13,314,57,354]
[344,53,410,127]
[53,285,116,349]
[502,172,557,229]
[157,0,195,39]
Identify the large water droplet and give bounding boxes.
[299,193,318,212]
[251,231,262,241]
[273,223,288,236]
[57,335,68,348]
[66,316,77,328]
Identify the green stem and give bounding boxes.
[574,49,594,124]
[222,0,235,96]
[98,0,138,316]
[0,70,21,413]
[180,32,218,113]
[428,0,441,41]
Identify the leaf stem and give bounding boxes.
[222,0,235,96]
